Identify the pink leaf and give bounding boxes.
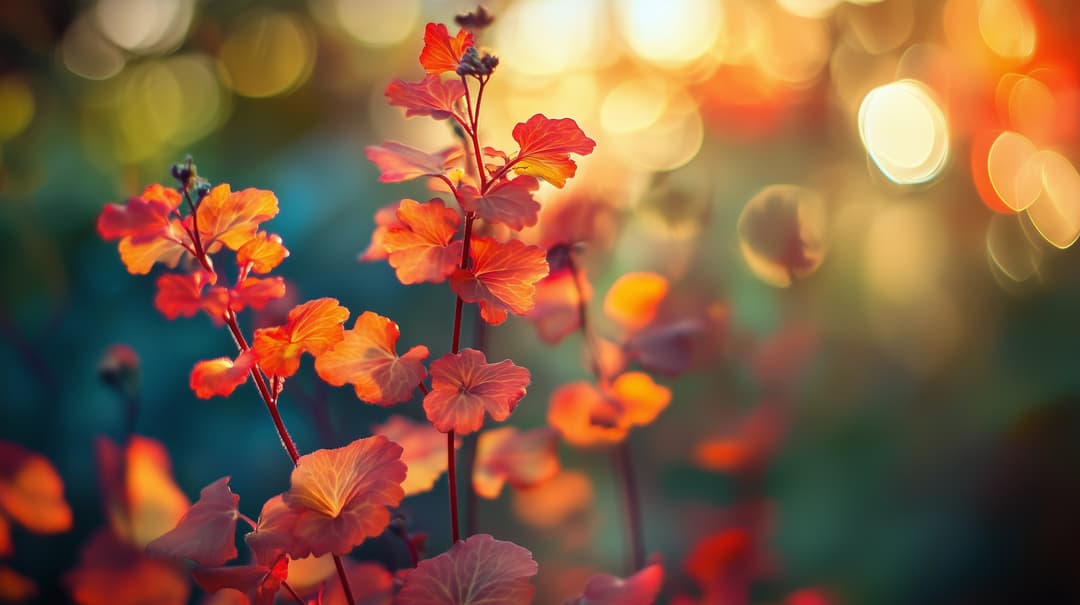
[146,477,240,566]
[386,75,466,121]
[564,563,664,605]
[396,534,538,605]
[460,177,541,231]
[365,142,462,183]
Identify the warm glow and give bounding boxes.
[94,0,194,54]
[1006,75,1056,144]
[601,78,669,135]
[496,0,610,76]
[858,80,949,184]
[864,204,945,305]
[777,0,843,19]
[737,184,828,288]
[60,14,127,80]
[614,0,722,66]
[218,12,315,98]
[0,78,34,142]
[987,131,1042,212]
[1027,151,1080,249]
[978,0,1036,60]
[331,0,419,47]
[606,89,704,172]
[986,214,1041,284]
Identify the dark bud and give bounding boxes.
[194,178,212,200]
[455,5,495,31]
[170,163,192,185]
[546,242,574,274]
[455,46,498,77]
[98,344,140,395]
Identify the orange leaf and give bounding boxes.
[565,563,664,605]
[0,441,72,535]
[371,416,450,497]
[511,470,594,529]
[547,382,626,448]
[190,350,257,399]
[237,232,289,273]
[508,114,596,188]
[396,534,537,605]
[314,311,429,406]
[365,142,462,184]
[460,176,541,231]
[116,224,189,275]
[473,427,559,499]
[253,298,349,377]
[154,270,218,320]
[281,436,406,557]
[196,185,279,252]
[603,272,669,331]
[386,75,466,121]
[527,266,590,345]
[384,199,463,285]
[607,371,671,427]
[146,476,240,566]
[360,202,404,262]
[230,276,287,313]
[422,349,531,434]
[449,237,549,325]
[97,184,181,241]
[64,529,190,605]
[418,22,474,75]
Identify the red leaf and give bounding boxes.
[396,534,538,605]
[450,237,549,325]
[365,142,462,184]
[230,276,287,313]
[422,349,531,434]
[547,373,670,448]
[0,441,73,535]
[281,436,406,558]
[473,427,559,499]
[244,495,300,566]
[116,226,189,275]
[193,555,288,605]
[237,232,289,273]
[154,270,218,320]
[418,23,474,75]
[360,202,404,262]
[189,350,257,399]
[386,75,466,121]
[603,272,668,331]
[372,416,451,497]
[146,476,240,566]
[508,114,596,188]
[97,184,181,241]
[315,311,429,406]
[460,177,541,231]
[196,185,280,253]
[252,298,349,378]
[564,563,664,605]
[384,198,464,285]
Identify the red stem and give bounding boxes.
[447,430,460,543]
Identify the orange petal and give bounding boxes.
[547,382,627,448]
[603,272,669,331]
[253,298,349,378]
[606,371,671,428]
[418,22,474,75]
[509,114,596,188]
[422,349,531,434]
[449,237,549,326]
[315,311,428,406]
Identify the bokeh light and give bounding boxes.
[0,78,35,142]
[496,0,611,77]
[987,131,1042,212]
[858,79,949,184]
[93,0,194,55]
[613,0,722,67]
[217,12,315,98]
[738,184,828,288]
[1027,150,1080,249]
[313,0,420,48]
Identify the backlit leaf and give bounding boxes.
[527,266,590,345]
[564,563,664,605]
[197,185,280,253]
[0,441,73,534]
[282,436,406,557]
[360,202,404,262]
[192,555,288,605]
[371,416,450,497]
[603,272,668,331]
[547,374,669,448]
[154,270,218,320]
[508,114,596,188]
[460,176,541,231]
[116,226,188,275]
[365,142,462,184]
[418,23,474,75]
[607,372,671,427]
[244,495,300,566]
[237,232,288,273]
[189,350,257,399]
[386,75,466,121]
[384,198,464,285]
[0,565,36,601]
[423,349,531,434]
[97,185,180,241]
[474,427,559,499]
[252,298,349,377]
[146,476,240,566]
[449,237,549,325]
[229,276,288,313]
[314,311,429,406]
[396,534,538,605]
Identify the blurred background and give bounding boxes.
[3,0,1080,603]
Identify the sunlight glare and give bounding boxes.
[858,80,949,184]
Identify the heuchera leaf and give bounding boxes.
[97,184,181,241]
[154,270,218,321]
[196,185,280,253]
[0,441,73,535]
[386,75,466,121]
[228,276,288,313]
[371,416,450,497]
[314,311,429,406]
[280,436,406,558]
[243,495,298,566]
[117,232,188,275]
[460,176,541,231]
[384,199,464,285]
[252,298,349,377]
[189,349,258,399]
[603,272,669,331]
[564,563,664,605]
[508,114,596,188]
[396,534,538,605]
[473,427,560,499]
[449,237,550,325]
[365,142,462,184]
[237,232,289,274]
[423,349,531,434]
[146,477,240,566]
[192,554,288,605]
[65,529,190,605]
[360,202,404,262]
[547,373,671,448]
[418,22,474,75]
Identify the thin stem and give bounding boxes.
[465,312,488,536]
[614,440,645,573]
[447,430,460,543]
[282,581,306,605]
[460,75,488,192]
[391,522,421,567]
[333,554,356,605]
[566,254,604,383]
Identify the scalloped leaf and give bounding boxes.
[423,349,531,434]
[449,237,549,325]
[474,427,560,499]
[508,114,596,188]
[146,477,240,566]
[384,198,464,285]
[387,75,466,121]
[459,177,541,231]
[564,563,664,605]
[396,534,538,605]
[365,142,462,184]
[418,23,474,75]
[252,298,349,377]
